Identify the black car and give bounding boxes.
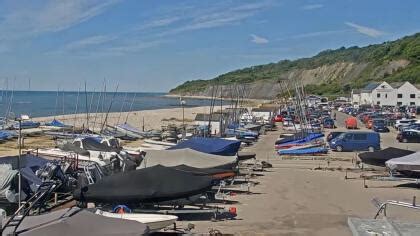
[326,131,344,142]
[397,131,420,143]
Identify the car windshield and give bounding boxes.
[337,133,346,139]
[373,120,385,125]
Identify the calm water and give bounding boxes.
[0,91,225,118]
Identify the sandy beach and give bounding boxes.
[33,105,220,131]
[0,106,222,156]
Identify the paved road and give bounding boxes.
[332,110,420,151]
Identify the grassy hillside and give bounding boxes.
[170,33,420,96]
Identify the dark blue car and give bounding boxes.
[323,118,335,129]
[372,119,389,132]
[329,131,380,152]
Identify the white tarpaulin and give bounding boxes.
[138,148,237,169]
[386,151,420,171]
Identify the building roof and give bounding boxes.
[361,82,381,92]
[352,89,361,94]
[305,94,323,100]
[251,107,274,112]
[194,113,222,122]
[389,82,405,89]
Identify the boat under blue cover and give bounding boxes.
[168,137,241,156]
[12,121,40,129]
[44,119,69,127]
[278,147,328,155]
[275,133,324,148]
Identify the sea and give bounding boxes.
[0,91,226,118]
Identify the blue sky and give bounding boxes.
[0,0,419,92]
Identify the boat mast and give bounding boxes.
[116,92,128,125]
[85,81,89,131]
[124,93,137,124]
[73,86,81,133]
[92,80,105,133]
[100,84,119,133]
[86,88,96,132]
[53,86,60,120]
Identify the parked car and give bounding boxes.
[394,119,418,130]
[397,130,420,143]
[326,131,344,142]
[365,119,374,129]
[329,131,380,152]
[273,115,284,122]
[400,123,420,132]
[372,119,389,132]
[282,117,293,127]
[345,117,358,129]
[323,118,335,129]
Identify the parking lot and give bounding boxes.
[333,110,420,152]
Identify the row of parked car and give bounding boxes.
[274,107,336,130]
[340,106,420,143]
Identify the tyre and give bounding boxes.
[368,146,375,152]
[336,145,343,152]
[403,138,408,143]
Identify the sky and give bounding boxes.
[0,0,419,92]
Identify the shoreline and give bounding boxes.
[32,105,231,131]
[164,93,270,102]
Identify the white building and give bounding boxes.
[251,107,274,122]
[395,82,419,106]
[305,95,323,107]
[351,81,420,107]
[194,113,222,135]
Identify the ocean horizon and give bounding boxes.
[0,90,226,118]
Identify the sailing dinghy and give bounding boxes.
[95,209,177,232]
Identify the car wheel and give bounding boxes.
[403,138,408,143]
[336,145,343,152]
[368,146,375,152]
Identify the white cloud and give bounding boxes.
[302,4,324,10]
[276,30,349,41]
[48,1,275,56]
[105,40,166,55]
[64,35,117,51]
[155,1,275,36]
[345,22,384,37]
[0,0,120,40]
[136,17,180,31]
[250,34,269,44]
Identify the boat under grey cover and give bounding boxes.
[73,165,214,204]
[138,148,237,170]
[3,207,149,235]
[386,151,420,172]
[358,147,415,167]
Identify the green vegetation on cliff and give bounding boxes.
[170,33,420,96]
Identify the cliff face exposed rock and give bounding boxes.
[172,60,409,99]
[170,33,420,99]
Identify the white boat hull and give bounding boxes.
[95,210,178,232]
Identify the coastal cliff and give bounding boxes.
[170,33,420,99]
